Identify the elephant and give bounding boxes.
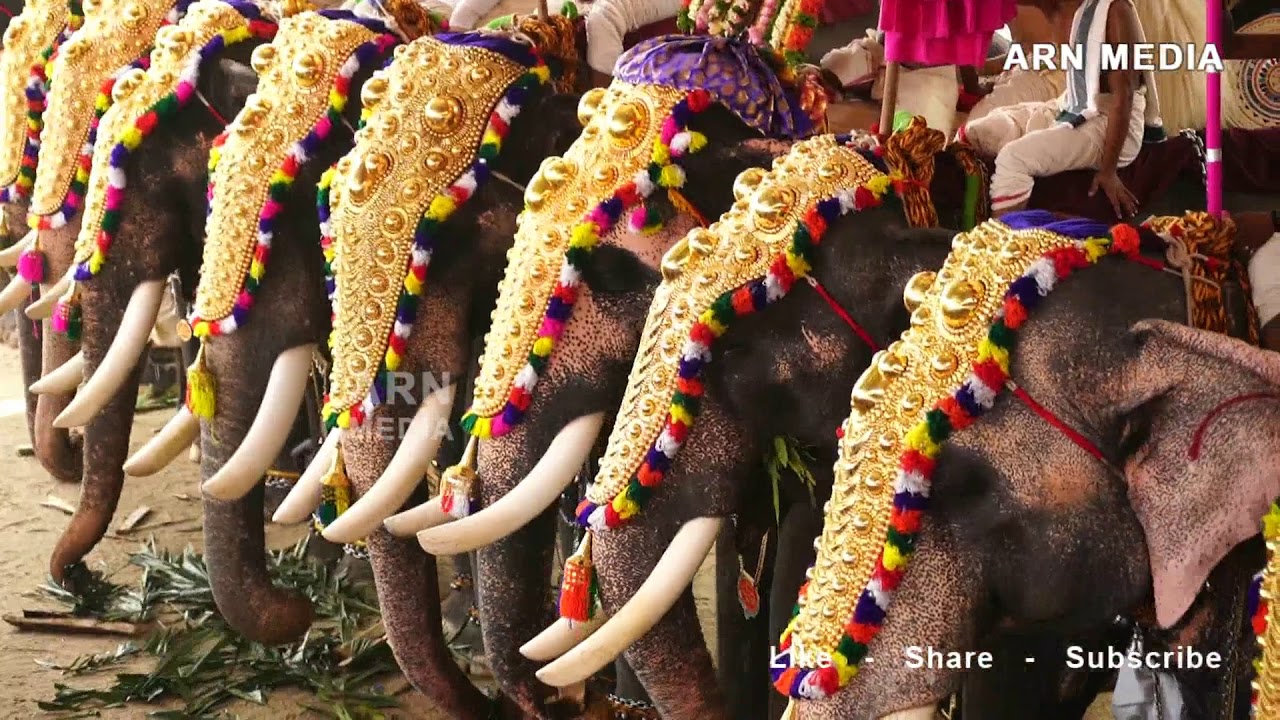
[0,0,87,477]
[537,194,1269,719]
[30,1,273,585]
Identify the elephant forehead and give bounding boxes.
[588,136,882,509]
[464,80,685,428]
[0,0,70,189]
[74,0,254,270]
[29,0,180,219]
[192,12,383,326]
[323,36,535,420]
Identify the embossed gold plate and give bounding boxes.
[467,80,685,421]
[0,0,70,189]
[30,0,180,217]
[191,11,382,324]
[324,36,531,416]
[588,135,881,506]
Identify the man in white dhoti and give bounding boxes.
[960,0,1165,219]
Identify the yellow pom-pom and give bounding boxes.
[688,132,708,152]
[669,403,692,426]
[658,164,685,188]
[866,175,891,195]
[569,223,597,249]
[404,272,422,295]
[249,259,265,279]
[473,416,493,439]
[611,491,640,519]
[427,195,456,221]
[699,309,726,335]
[833,652,857,684]
[532,336,554,357]
[976,338,1010,374]
[881,542,906,571]
[784,250,812,278]
[650,141,671,167]
[120,126,144,149]
[87,252,104,274]
[1083,239,1109,262]
[904,421,940,458]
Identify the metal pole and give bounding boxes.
[1205,0,1223,216]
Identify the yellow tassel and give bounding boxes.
[185,343,216,419]
[440,435,477,519]
[317,443,350,526]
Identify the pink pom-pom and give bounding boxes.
[17,249,45,283]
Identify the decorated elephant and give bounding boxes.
[0,0,85,473]
[7,0,277,585]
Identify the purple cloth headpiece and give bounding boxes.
[614,35,813,139]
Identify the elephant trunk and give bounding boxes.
[474,421,567,717]
[342,412,493,719]
[13,278,42,445]
[47,277,142,582]
[201,337,315,645]
[32,227,82,483]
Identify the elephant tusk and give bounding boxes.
[124,407,200,476]
[321,383,458,543]
[879,706,941,720]
[272,428,343,524]
[29,351,85,395]
[54,280,165,428]
[201,344,316,501]
[0,271,31,315]
[0,230,34,268]
[520,615,605,661]
[416,412,604,554]
[534,516,723,687]
[382,495,450,536]
[25,271,71,320]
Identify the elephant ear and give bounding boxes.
[1116,319,1280,628]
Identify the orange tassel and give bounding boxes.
[558,531,597,622]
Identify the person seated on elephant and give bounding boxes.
[960,0,1166,220]
[965,0,1074,121]
[1236,209,1280,352]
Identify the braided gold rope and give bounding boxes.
[383,0,445,40]
[1148,212,1261,342]
[512,14,578,93]
[882,115,946,228]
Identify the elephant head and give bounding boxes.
[76,8,401,645]
[716,212,1279,720]
[29,0,269,585]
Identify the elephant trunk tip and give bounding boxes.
[216,585,316,646]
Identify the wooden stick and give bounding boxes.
[4,611,149,637]
[878,62,901,139]
[537,0,548,19]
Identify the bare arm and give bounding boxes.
[1098,0,1138,175]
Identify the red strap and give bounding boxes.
[805,275,880,352]
[1188,392,1280,460]
[1007,381,1108,463]
[199,94,229,127]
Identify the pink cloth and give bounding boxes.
[879,0,1017,66]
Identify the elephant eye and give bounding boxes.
[1117,411,1153,466]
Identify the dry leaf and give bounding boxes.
[40,496,75,515]
[117,506,153,533]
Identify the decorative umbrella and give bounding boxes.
[875,0,1017,134]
